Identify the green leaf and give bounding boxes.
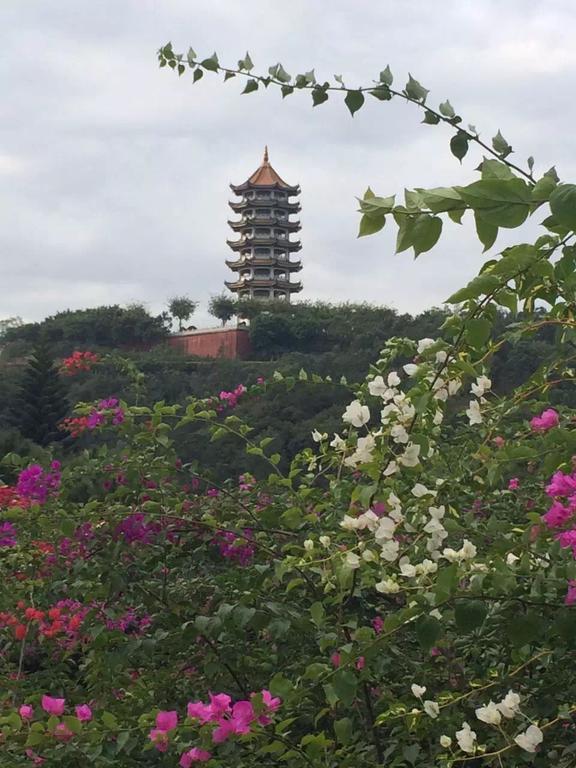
[332,670,358,706]
[550,184,576,231]
[506,613,543,646]
[450,132,469,162]
[101,711,118,730]
[479,159,515,181]
[492,130,512,157]
[269,63,291,83]
[379,65,393,86]
[177,64,185,76]
[224,71,235,82]
[344,90,365,116]
[405,74,429,102]
[370,86,392,101]
[474,211,498,251]
[312,87,329,107]
[201,53,219,72]
[334,717,353,745]
[527,155,534,172]
[411,214,443,256]
[458,179,531,228]
[193,68,204,84]
[310,602,325,625]
[422,110,440,125]
[281,85,294,98]
[455,600,488,632]
[531,174,557,202]
[439,99,455,118]
[466,317,492,349]
[415,615,442,650]
[242,79,259,95]
[358,213,386,237]
[238,52,254,71]
[434,564,459,601]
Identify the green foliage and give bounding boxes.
[208,293,236,326]
[168,295,198,331]
[15,342,69,446]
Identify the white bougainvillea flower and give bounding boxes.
[497,690,521,719]
[471,375,492,397]
[381,403,400,424]
[303,539,314,552]
[368,376,387,397]
[466,400,483,425]
[447,378,462,395]
[417,338,436,353]
[376,577,400,594]
[428,505,445,520]
[330,433,346,450]
[460,540,477,560]
[387,371,401,387]
[475,701,502,725]
[399,558,416,577]
[391,424,409,444]
[399,443,421,467]
[374,517,396,542]
[362,549,377,562]
[344,552,361,569]
[514,725,543,753]
[383,460,399,476]
[411,684,426,698]
[403,363,419,376]
[440,735,452,748]
[343,400,370,428]
[506,553,520,566]
[435,350,448,364]
[415,559,438,576]
[319,535,331,548]
[344,435,376,467]
[424,700,440,719]
[311,429,327,442]
[433,387,448,402]
[455,722,477,754]
[380,540,400,562]
[433,409,444,425]
[411,483,436,498]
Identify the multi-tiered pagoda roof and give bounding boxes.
[225,148,302,301]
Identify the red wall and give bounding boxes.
[167,328,252,359]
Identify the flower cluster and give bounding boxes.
[530,408,559,433]
[0,521,17,548]
[214,529,255,565]
[0,599,89,645]
[61,398,125,437]
[16,461,61,505]
[541,466,576,601]
[0,485,29,509]
[60,350,99,375]
[113,512,177,545]
[218,384,246,409]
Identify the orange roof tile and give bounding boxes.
[244,146,293,188]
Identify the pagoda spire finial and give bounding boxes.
[263,145,269,164]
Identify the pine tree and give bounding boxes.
[16,342,69,446]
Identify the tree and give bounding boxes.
[15,341,69,446]
[168,296,198,331]
[208,294,236,326]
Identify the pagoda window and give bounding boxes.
[275,272,287,281]
[254,268,271,278]
[254,289,271,298]
[274,249,287,259]
[255,228,271,237]
[276,232,287,240]
[256,208,271,216]
[274,291,287,300]
[255,247,270,256]
[240,270,251,279]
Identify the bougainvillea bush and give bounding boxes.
[2,52,576,768]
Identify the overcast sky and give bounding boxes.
[1,0,574,327]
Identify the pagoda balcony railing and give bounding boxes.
[228,216,300,230]
[229,200,301,213]
[226,277,303,290]
[227,237,302,252]
[226,256,302,270]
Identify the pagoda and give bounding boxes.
[225,147,302,301]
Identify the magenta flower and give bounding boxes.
[180,748,212,767]
[260,690,281,712]
[372,616,384,634]
[209,693,232,718]
[356,656,366,670]
[19,704,34,720]
[41,695,65,716]
[566,581,576,606]
[156,710,178,732]
[543,501,572,529]
[75,704,92,722]
[546,471,576,498]
[0,521,17,548]
[330,652,341,667]
[148,728,170,752]
[508,477,520,490]
[530,408,559,433]
[187,701,213,723]
[54,722,74,741]
[557,528,576,556]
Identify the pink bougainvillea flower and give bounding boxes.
[356,656,366,670]
[54,723,74,741]
[372,616,384,634]
[546,471,576,498]
[261,690,281,712]
[75,704,92,722]
[530,408,559,433]
[187,701,213,723]
[557,529,576,556]
[542,501,572,529]
[41,695,65,716]
[565,580,576,606]
[25,749,45,766]
[330,652,341,667]
[148,728,170,752]
[179,748,212,767]
[493,436,505,448]
[156,710,178,732]
[19,704,34,720]
[508,477,520,490]
[208,693,232,717]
